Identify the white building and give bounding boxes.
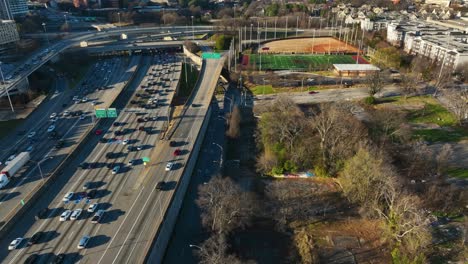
[388,20,468,70]
[424,0,451,7]
[0,20,19,46]
[360,18,389,31]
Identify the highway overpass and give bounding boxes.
[0,26,215,97]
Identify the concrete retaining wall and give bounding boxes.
[0,56,141,238]
[144,106,213,264]
[183,45,202,66]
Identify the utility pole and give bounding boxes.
[285,16,288,38]
[296,16,299,37]
[274,17,277,39]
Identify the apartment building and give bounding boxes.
[360,18,389,32]
[0,19,19,46]
[388,20,468,70]
[0,0,28,19]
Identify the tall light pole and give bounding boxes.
[296,16,299,37]
[42,23,50,46]
[189,244,202,250]
[0,62,14,113]
[64,15,68,30]
[30,157,52,182]
[250,23,253,45]
[212,143,223,169]
[117,12,121,27]
[274,17,277,39]
[191,16,194,40]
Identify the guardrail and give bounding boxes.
[0,56,142,238]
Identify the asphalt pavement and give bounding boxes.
[0,57,139,232]
[0,54,184,263]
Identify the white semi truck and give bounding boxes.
[0,152,30,189]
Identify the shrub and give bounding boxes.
[364,96,376,105]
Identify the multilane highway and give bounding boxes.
[0,53,182,263]
[0,56,140,231]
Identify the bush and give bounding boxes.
[364,96,376,105]
[313,165,330,178]
[271,166,284,175]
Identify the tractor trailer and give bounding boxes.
[0,152,30,188]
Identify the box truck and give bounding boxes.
[0,152,30,188]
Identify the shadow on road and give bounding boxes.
[102,209,124,224]
[89,235,111,248]
[0,192,20,202]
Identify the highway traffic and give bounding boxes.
[0,53,184,263]
[0,56,140,242]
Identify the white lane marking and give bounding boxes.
[96,187,145,264]
[0,116,81,203]
[111,185,157,264]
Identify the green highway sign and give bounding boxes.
[95,108,107,118]
[202,52,221,59]
[107,108,118,118]
[142,157,150,163]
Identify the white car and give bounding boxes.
[62,192,74,202]
[122,139,129,145]
[47,125,55,133]
[87,203,98,213]
[27,132,36,138]
[63,111,70,116]
[70,209,82,220]
[165,162,174,171]
[50,117,58,122]
[5,155,16,165]
[60,210,72,221]
[72,96,79,101]
[50,113,57,119]
[8,238,23,250]
[81,97,88,103]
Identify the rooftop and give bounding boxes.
[333,64,381,71]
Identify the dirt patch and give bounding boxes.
[259,38,360,54]
[306,219,390,264]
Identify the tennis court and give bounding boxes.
[247,54,361,71]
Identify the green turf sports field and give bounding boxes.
[247,54,358,71]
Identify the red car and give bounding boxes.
[173,149,181,156]
[308,91,318,95]
[95,129,103,135]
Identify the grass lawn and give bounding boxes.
[250,85,318,95]
[446,168,468,179]
[0,119,24,140]
[247,54,356,71]
[378,96,468,142]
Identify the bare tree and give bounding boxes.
[456,62,468,82]
[399,72,418,99]
[194,234,244,264]
[366,71,386,97]
[196,175,256,234]
[256,148,278,174]
[369,107,408,144]
[311,104,367,175]
[436,144,454,175]
[226,106,241,139]
[339,147,397,215]
[444,89,468,124]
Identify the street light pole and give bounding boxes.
[189,244,203,250]
[212,143,223,169]
[0,62,14,113]
[191,16,194,40]
[64,15,68,31]
[117,12,121,27]
[42,23,50,46]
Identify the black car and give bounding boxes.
[127,146,135,152]
[138,126,145,131]
[28,232,42,245]
[99,138,108,143]
[114,131,122,136]
[137,118,144,123]
[35,208,48,220]
[53,254,66,264]
[156,181,165,190]
[24,254,39,264]
[169,141,177,147]
[79,162,90,169]
[107,162,115,169]
[87,190,96,199]
[106,152,115,159]
[54,140,65,149]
